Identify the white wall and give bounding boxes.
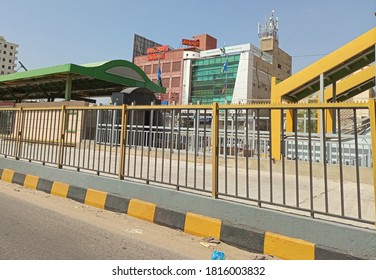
[232,52,253,104]
[181,56,194,104]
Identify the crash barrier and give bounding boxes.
[0,101,375,225]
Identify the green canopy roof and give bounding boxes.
[0,60,165,102]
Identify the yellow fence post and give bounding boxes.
[15,107,24,160]
[271,77,282,161]
[286,109,294,132]
[119,104,128,180]
[57,105,66,169]
[368,99,376,225]
[211,102,219,199]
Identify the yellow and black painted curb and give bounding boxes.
[0,168,359,260]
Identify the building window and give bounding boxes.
[171,77,180,87]
[278,64,282,69]
[4,44,7,48]
[162,62,170,73]
[162,78,170,87]
[152,64,159,73]
[144,65,151,74]
[9,59,12,63]
[172,61,181,72]
[10,46,13,50]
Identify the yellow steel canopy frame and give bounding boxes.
[272,27,376,102]
[271,27,376,160]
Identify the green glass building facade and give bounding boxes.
[190,54,240,104]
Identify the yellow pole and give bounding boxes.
[286,109,294,132]
[119,104,128,180]
[326,110,333,133]
[57,105,66,169]
[270,77,282,160]
[15,107,23,160]
[211,102,219,198]
[317,89,334,133]
[368,99,376,225]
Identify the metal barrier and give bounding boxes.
[0,101,375,226]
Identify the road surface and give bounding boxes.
[0,180,269,260]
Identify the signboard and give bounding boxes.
[182,39,200,48]
[147,45,169,54]
[147,52,166,61]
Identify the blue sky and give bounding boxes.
[1,0,375,73]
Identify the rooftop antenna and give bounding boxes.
[19,61,28,71]
[258,9,279,42]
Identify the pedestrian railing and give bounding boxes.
[0,101,375,226]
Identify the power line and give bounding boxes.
[292,53,328,58]
[284,0,320,47]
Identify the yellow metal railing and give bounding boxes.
[0,101,375,225]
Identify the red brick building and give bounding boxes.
[133,34,217,104]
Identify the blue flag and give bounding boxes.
[157,66,162,87]
[220,61,228,74]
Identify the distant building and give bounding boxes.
[0,36,18,75]
[133,11,292,105]
[133,34,216,104]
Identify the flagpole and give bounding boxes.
[157,50,162,87]
[220,45,228,97]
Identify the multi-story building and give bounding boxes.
[133,34,216,104]
[133,11,291,105]
[0,36,18,75]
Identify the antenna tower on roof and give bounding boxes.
[258,10,279,42]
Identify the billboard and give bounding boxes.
[132,34,162,62]
[147,45,169,54]
[147,52,166,61]
[182,39,200,48]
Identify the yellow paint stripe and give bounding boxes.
[1,169,14,183]
[184,212,221,240]
[51,181,69,198]
[127,198,156,223]
[84,188,108,209]
[264,232,315,260]
[24,174,39,189]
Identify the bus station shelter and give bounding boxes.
[0,60,165,102]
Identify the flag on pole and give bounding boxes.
[220,60,228,74]
[222,77,227,94]
[220,45,228,94]
[157,66,162,87]
[156,50,163,87]
[220,46,226,55]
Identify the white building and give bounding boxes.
[181,38,291,105]
[0,36,19,75]
[181,11,291,105]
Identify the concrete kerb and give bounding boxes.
[0,158,375,260]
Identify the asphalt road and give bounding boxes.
[0,181,264,260]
